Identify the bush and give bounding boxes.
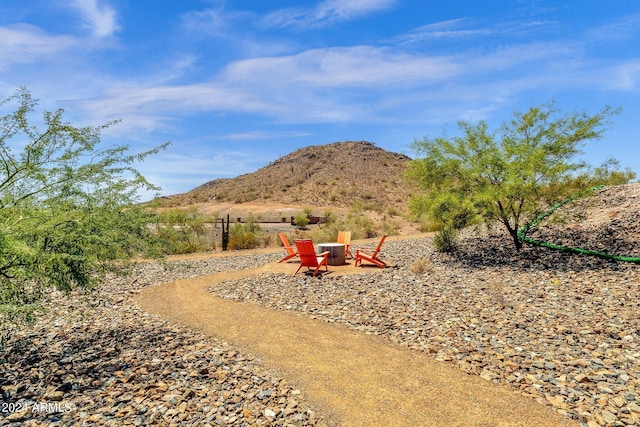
[410,258,435,275]
[154,208,211,254]
[0,88,168,338]
[228,215,262,250]
[228,230,259,250]
[382,218,400,236]
[387,206,401,217]
[154,225,210,254]
[418,217,443,233]
[293,214,310,229]
[433,226,458,253]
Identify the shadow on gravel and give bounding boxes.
[445,231,637,274]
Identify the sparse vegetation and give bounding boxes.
[433,226,458,253]
[0,87,168,337]
[228,214,261,250]
[154,208,212,254]
[407,102,630,251]
[159,141,414,211]
[293,214,310,230]
[382,217,400,236]
[409,258,435,275]
[387,206,400,217]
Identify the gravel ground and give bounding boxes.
[1,252,331,426]
[1,183,639,427]
[204,184,640,427]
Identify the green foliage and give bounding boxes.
[310,205,376,242]
[381,218,400,236]
[293,213,310,229]
[574,158,637,187]
[322,210,337,223]
[308,226,335,244]
[228,215,261,250]
[345,206,375,238]
[154,208,211,254]
[0,87,168,337]
[406,102,622,251]
[387,206,400,217]
[433,226,458,253]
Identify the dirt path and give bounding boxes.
[135,261,576,426]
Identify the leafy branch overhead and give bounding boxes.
[0,87,169,334]
[406,102,635,251]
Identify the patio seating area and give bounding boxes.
[277,232,389,276]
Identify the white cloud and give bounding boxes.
[0,24,76,69]
[137,150,264,197]
[263,0,396,29]
[222,46,462,88]
[394,17,561,45]
[67,0,119,37]
[601,60,640,92]
[314,0,397,23]
[224,130,313,140]
[586,13,640,44]
[71,38,613,131]
[180,6,241,38]
[394,19,493,43]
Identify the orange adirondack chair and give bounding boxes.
[294,239,329,276]
[355,234,388,268]
[278,233,298,263]
[337,231,353,259]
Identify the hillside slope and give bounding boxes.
[162,141,415,211]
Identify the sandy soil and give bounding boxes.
[135,255,576,426]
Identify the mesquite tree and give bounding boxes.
[406,102,633,251]
[0,87,168,337]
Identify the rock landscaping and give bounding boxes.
[1,253,327,426]
[204,184,640,427]
[1,184,639,426]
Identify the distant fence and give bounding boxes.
[233,215,327,225]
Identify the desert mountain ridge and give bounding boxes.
[159,141,417,215]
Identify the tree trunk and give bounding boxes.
[503,220,523,252]
[510,230,523,251]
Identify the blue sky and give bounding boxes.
[1,1,639,200]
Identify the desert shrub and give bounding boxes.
[309,207,376,242]
[228,230,259,250]
[418,217,443,233]
[346,209,375,238]
[203,213,220,223]
[309,226,337,244]
[382,218,400,236]
[387,206,400,217]
[154,208,212,254]
[361,201,380,212]
[261,233,273,248]
[362,191,374,200]
[433,226,458,253]
[410,258,435,275]
[228,215,261,250]
[154,226,210,254]
[323,210,337,224]
[293,214,310,229]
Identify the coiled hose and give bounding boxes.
[517,185,640,263]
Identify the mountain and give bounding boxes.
[161,141,415,212]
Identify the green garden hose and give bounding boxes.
[517,185,640,263]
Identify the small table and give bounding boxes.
[317,243,346,266]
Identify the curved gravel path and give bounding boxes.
[135,260,574,426]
